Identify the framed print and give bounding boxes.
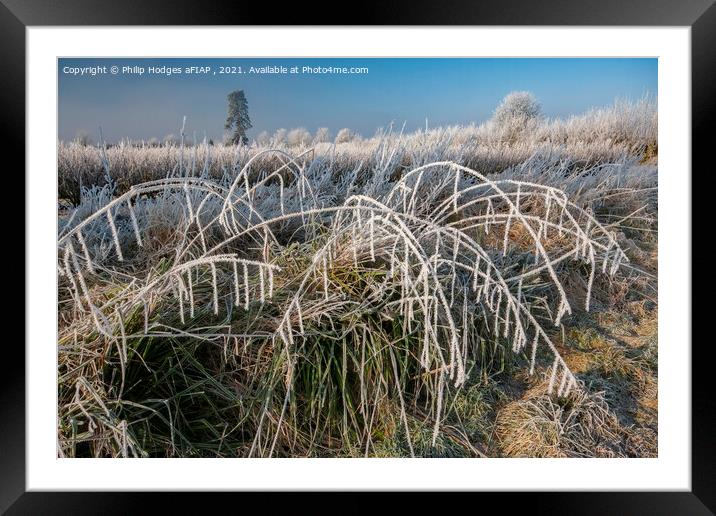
[5,0,713,512]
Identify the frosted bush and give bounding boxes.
[314,127,331,143]
[335,127,357,143]
[492,91,543,127]
[287,127,312,146]
[273,128,287,145]
[255,131,270,146]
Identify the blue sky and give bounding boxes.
[58,58,657,143]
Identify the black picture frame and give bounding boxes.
[4,0,711,513]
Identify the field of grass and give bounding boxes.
[57,97,657,458]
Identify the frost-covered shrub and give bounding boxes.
[255,131,270,146]
[335,127,357,143]
[492,91,543,127]
[287,127,312,146]
[273,128,287,145]
[314,127,331,143]
[489,92,544,143]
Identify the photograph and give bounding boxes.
[56,56,660,459]
[0,0,708,505]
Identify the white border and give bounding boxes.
[27,27,691,491]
